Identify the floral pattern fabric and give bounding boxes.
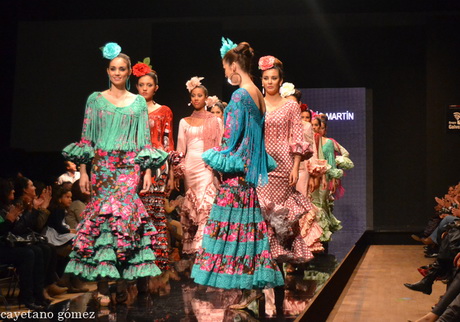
[191,88,284,289]
[65,150,161,280]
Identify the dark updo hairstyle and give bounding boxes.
[291,89,302,103]
[211,101,226,113]
[190,85,209,97]
[137,71,159,86]
[223,42,255,74]
[108,53,132,70]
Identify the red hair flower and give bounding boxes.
[258,55,275,71]
[132,63,152,77]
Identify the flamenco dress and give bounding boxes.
[257,100,323,263]
[139,105,174,270]
[191,88,284,289]
[62,92,168,280]
[311,137,343,242]
[176,116,222,254]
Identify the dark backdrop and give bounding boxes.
[1,0,460,232]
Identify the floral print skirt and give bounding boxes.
[191,176,284,289]
[139,162,170,271]
[65,150,161,281]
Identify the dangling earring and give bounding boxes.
[229,72,242,86]
[108,76,111,89]
[126,77,131,91]
[262,87,265,95]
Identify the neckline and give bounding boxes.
[98,92,138,108]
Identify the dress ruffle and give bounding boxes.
[327,168,344,180]
[307,159,329,177]
[135,147,168,170]
[65,216,161,280]
[336,155,354,170]
[180,182,216,254]
[169,151,185,179]
[260,192,322,263]
[289,142,313,160]
[62,141,95,164]
[202,148,277,179]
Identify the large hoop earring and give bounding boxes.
[229,72,242,86]
[126,77,131,91]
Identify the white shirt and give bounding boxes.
[57,171,80,185]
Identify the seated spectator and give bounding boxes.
[65,179,89,230]
[0,178,48,310]
[13,176,68,298]
[56,161,80,185]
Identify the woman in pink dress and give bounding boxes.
[176,77,222,254]
[257,56,323,264]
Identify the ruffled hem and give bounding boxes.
[267,233,315,264]
[316,207,342,242]
[191,250,284,289]
[135,147,168,170]
[260,190,317,246]
[180,182,216,253]
[62,141,95,164]
[307,159,329,177]
[299,207,323,251]
[289,142,313,161]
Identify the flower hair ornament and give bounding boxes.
[220,37,237,58]
[280,82,296,98]
[206,95,219,108]
[100,42,121,60]
[132,57,153,77]
[186,76,204,92]
[258,55,276,71]
[300,103,309,112]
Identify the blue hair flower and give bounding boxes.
[101,42,122,60]
[220,37,237,58]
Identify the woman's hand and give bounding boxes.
[140,169,152,194]
[79,164,90,195]
[6,205,22,222]
[34,186,52,209]
[289,168,299,186]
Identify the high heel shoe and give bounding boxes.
[18,297,45,311]
[229,289,264,310]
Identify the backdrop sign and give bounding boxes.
[446,105,460,133]
[299,88,370,245]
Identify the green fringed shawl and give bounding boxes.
[80,92,151,152]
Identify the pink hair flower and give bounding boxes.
[206,95,219,108]
[258,55,276,71]
[185,76,204,92]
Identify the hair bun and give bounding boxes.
[234,42,254,58]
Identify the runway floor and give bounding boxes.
[328,245,445,322]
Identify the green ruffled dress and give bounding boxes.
[62,92,168,281]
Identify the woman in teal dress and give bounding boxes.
[310,116,342,242]
[191,39,284,301]
[62,43,168,305]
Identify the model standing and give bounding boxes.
[176,77,222,254]
[257,56,323,263]
[62,43,168,305]
[191,39,284,296]
[134,58,175,271]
